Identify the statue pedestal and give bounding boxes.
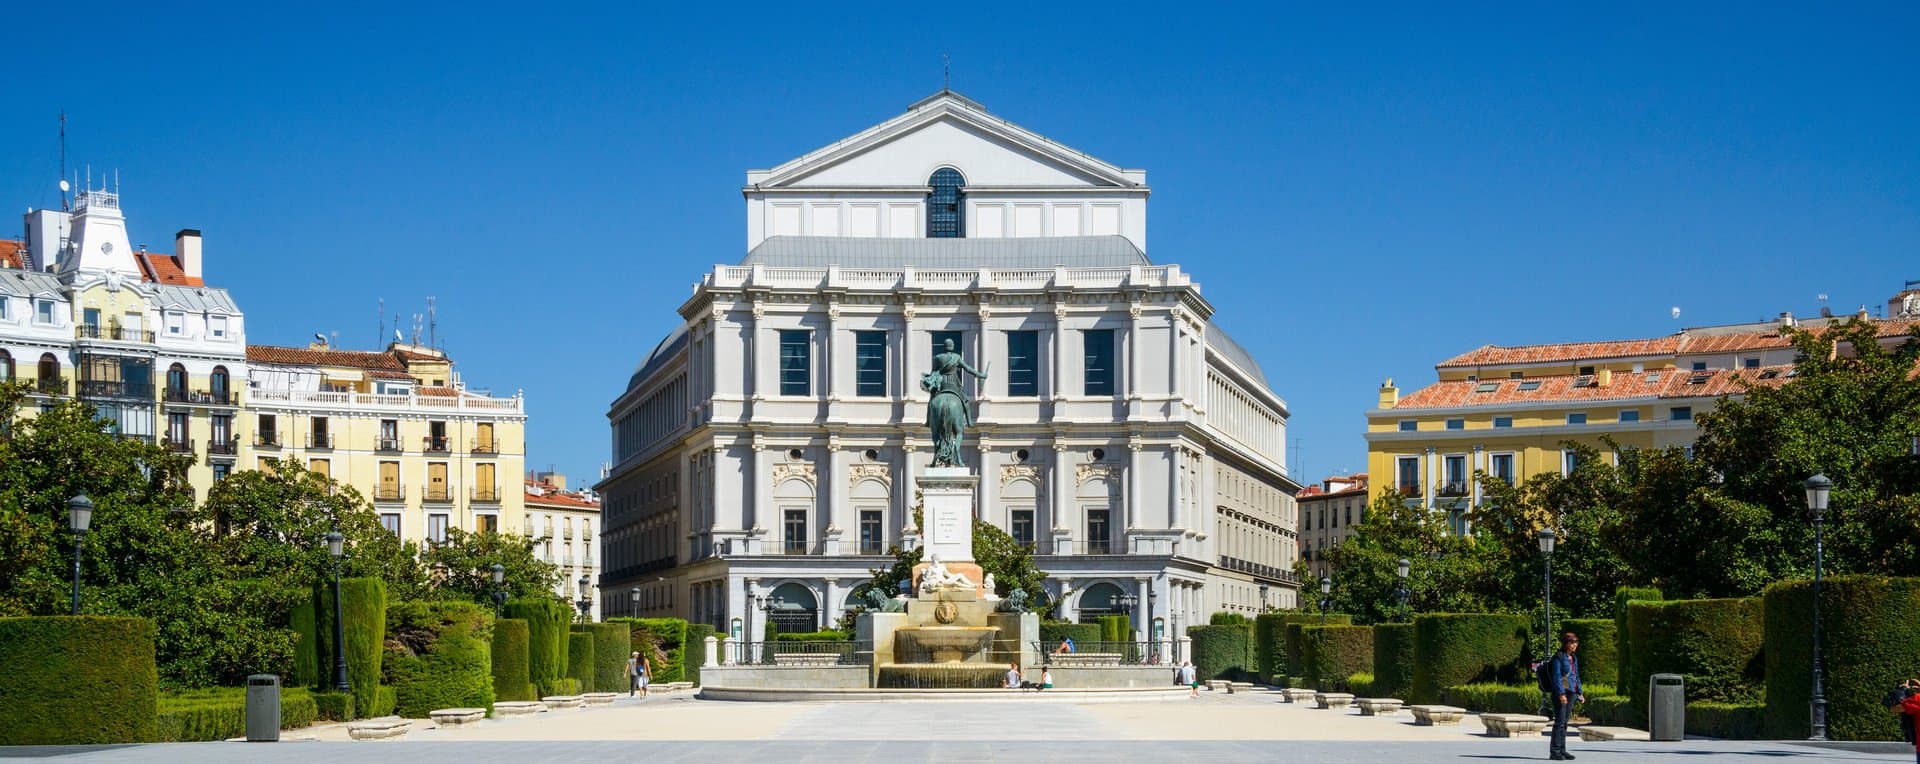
[913,467,981,593]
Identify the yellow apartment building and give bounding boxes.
[1366,287,1920,533]
[244,342,527,546]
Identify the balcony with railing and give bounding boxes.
[1438,481,1470,497]
[1084,539,1115,555]
[1396,482,1422,498]
[162,436,193,454]
[373,484,405,502]
[33,376,66,395]
[421,486,453,503]
[76,324,156,343]
[470,438,497,455]
[705,263,1194,292]
[423,435,450,453]
[77,380,155,400]
[859,539,885,555]
[1218,555,1301,585]
[308,432,334,449]
[471,485,501,503]
[164,388,237,406]
[254,432,282,448]
[245,387,525,414]
[207,439,237,456]
[376,437,403,452]
[780,539,811,555]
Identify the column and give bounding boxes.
[1423,446,1437,510]
[1050,303,1067,401]
[1126,441,1143,540]
[977,443,997,523]
[1135,577,1151,643]
[750,441,768,538]
[1127,302,1142,401]
[1052,446,1074,555]
[820,578,838,630]
[1058,578,1077,622]
[826,440,847,553]
[1171,447,1187,529]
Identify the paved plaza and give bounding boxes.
[2,690,1907,762]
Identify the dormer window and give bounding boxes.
[927,168,964,238]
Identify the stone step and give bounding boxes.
[1580,725,1651,742]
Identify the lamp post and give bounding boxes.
[1318,577,1332,626]
[489,564,507,617]
[1116,592,1139,647]
[325,531,350,693]
[1395,558,1412,623]
[1148,581,1159,645]
[757,594,783,665]
[1259,583,1270,613]
[67,494,93,615]
[1537,528,1556,661]
[630,586,642,617]
[1805,473,1832,741]
[575,574,593,623]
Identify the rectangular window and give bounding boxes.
[84,308,101,328]
[1493,416,1513,428]
[427,462,449,502]
[1083,329,1115,395]
[1474,382,1499,393]
[257,414,277,445]
[209,315,228,339]
[428,420,448,451]
[308,458,330,479]
[427,515,449,544]
[854,331,887,397]
[1518,380,1542,391]
[1619,410,1640,422]
[859,510,884,555]
[0,298,8,320]
[1006,330,1038,397]
[1444,455,1467,495]
[1398,420,1417,432]
[377,461,401,501]
[1670,406,1693,421]
[1562,450,1581,475]
[36,300,55,324]
[1302,508,1311,531]
[166,412,189,445]
[1396,457,1420,495]
[1010,509,1035,549]
[1578,366,1595,376]
[310,416,331,447]
[1567,412,1587,425]
[475,514,498,535]
[379,419,399,450]
[1445,418,1464,430]
[1491,453,1515,483]
[212,463,231,482]
[1743,357,1761,369]
[779,330,811,396]
[1691,361,1707,371]
[380,513,401,536]
[166,312,183,335]
[1086,509,1111,554]
[783,509,808,555]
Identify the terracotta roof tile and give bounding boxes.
[1437,337,1684,368]
[525,481,599,509]
[133,252,204,286]
[246,345,410,372]
[416,386,458,397]
[0,241,23,269]
[1394,366,1791,410]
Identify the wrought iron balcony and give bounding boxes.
[372,484,405,502]
[163,436,194,453]
[471,485,501,503]
[780,540,811,555]
[1396,482,1422,498]
[470,438,498,455]
[376,437,403,451]
[207,439,238,456]
[308,433,334,449]
[33,376,66,395]
[421,486,453,503]
[423,435,450,452]
[76,324,155,343]
[1438,481,1470,497]
[165,388,237,406]
[254,433,282,448]
[77,380,154,400]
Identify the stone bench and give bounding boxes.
[493,701,545,717]
[541,695,584,709]
[347,717,411,740]
[1480,713,1552,738]
[1053,653,1125,667]
[1355,698,1404,716]
[1281,688,1317,703]
[669,681,696,690]
[583,692,619,706]
[1408,705,1467,725]
[1314,692,1354,710]
[772,654,841,667]
[1580,726,1651,742]
[1205,679,1231,691]
[1227,682,1255,693]
[429,707,487,727]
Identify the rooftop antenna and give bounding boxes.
[330,330,339,349]
[376,297,385,348]
[1818,292,1833,318]
[410,313,423,345]
[427,296,438,349]
[943,52,950,90]
[58,110,69,211]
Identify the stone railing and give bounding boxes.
[248,388,524,414]
[705,263,1190,292]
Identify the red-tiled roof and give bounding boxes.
[246,345,410,372]
[0,241,23,269]
[525,481,599,509]
[1393,366,1790,410]
[1438,337,1684,368]
[415,386,458,397]
[133,251,204,286]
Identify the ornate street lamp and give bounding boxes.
[325,531,350,693]
[575,574,594,623]
[1259,583,1270,613]
[1805,473,1832,741]
[1318,577,1332,626]
[67,494,93,615]
[757,594,784,665]
[1537,528,1556,661]
[1396,558,1412,623]
[630,585,642,617]
[490,564,507,616]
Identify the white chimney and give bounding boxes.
[175,229,202,280]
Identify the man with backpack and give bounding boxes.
[1540,632,1584,761]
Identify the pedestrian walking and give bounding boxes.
[1899,690,1920,764]
[1544,632,1584,761]
[1886,679,1918,744]
[1181,661,1198,698]
[627,651,641,696]
[638,653,652,697]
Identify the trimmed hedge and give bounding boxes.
[1284,616,1354,679]
[506,598,573,695]
[566,632,596,691]
[1371,623,1417,699]
[1765,575,1920,741]
[316,577,389,718]
[154,687,318,742]
[312,691,354,722]
[1189,624,1254,681]
[1689,701,1765,739]
[685,624,715,685]
[1302,625,1374,691]
[289,602,318,689]
[1441,683,1541,714]
[1623,598,1763,716]
[1040,622,1101,647]
[581,623,631,695]
[0,616,158,745]
[1614,586,1662,690]
[1256,613,1350,682]
[385,600,495,718]
[615,618,688,684]
[1410,613,1530,704]
[1096,614,1133,644]
[1586,694,1633,727]
[545,677,582,696]
[1346,673,1375,697]
[1563,618,1618,692]
[491,618,536,702]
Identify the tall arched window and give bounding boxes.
[0,350,12,383]
[166,363,189,399]
[210,366,230,403]
[38,354,59,390]
[926,168,965,238]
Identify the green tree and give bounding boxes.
[1475,441,1634,619]
[420,527,559,605]
[841,513,1056,630]
[202,459,424,603]
[1324,490,1501,623]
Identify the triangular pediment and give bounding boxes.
[755,91,1144,190]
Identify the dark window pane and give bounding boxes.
[779,330,811,396]
[855,331,887,397]
[1006,331,1038,396]
[1083,329,1115,395]
[859,510,884,555]
[926,168,964,238]
[1011,509,1034,548]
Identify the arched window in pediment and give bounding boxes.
[927,168,965,238]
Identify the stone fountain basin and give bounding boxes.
[895,626,999,664]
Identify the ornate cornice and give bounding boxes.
[773,462,816,487]
[1000,464,1042,486]
[1076,463,1121,485]
[848,463,891,489]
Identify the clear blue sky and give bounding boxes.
[3,3,1914,485]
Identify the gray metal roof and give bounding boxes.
[153,284,240,314]
[0,268,64,298]
[628,323,689,391]
[1206,325,1272,389]
[740,235,1151,269]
